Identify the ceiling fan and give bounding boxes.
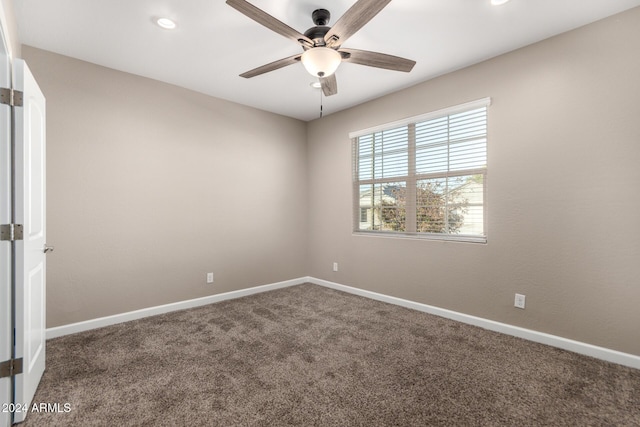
[226,0,416,97]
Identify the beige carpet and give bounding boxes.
[23,283,640,426]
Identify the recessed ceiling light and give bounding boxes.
[310,82,322,89]
[491,0,511,5]
[156,17,176,30]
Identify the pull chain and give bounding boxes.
[319,82,323,118]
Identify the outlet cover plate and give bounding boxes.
[514,293,526,309]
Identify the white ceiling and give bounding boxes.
[16,0,640,121]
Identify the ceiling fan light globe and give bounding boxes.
[301,47,341,78]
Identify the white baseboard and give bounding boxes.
[47,275,640,370]
[308,277,640,370]
[46,277,308,339]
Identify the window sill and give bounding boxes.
[352,230,487,244]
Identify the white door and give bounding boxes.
[12,59,46,424]
[0,22,12,427]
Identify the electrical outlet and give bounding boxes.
[206,272,214,284]
[333,262,338,272]
[514,293,526,309]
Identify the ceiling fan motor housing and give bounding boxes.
[304,26,330,45]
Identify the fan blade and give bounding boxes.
[324,0,392,47]
[340,48,415,72]
[320,74,338,96]
[226,0,313,47]
[240,54,302,78]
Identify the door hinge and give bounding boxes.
[0,358,23,378]
[0,224,23,241]
[0,87,23,107]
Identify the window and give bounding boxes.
[351,98,489,243]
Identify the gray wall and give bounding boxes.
[23,46,308,328]
[307,8,640,356]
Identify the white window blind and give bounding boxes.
[352,98,489,242]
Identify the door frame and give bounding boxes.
[0,11,14,427]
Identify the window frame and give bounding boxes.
[350,98,490,243]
